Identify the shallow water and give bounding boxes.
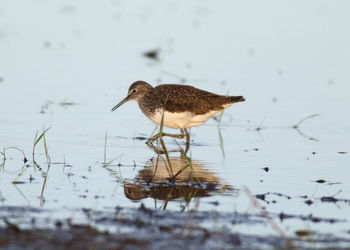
[1,0,350,247]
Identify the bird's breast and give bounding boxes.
[147,109,221,129]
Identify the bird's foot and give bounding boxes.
[146,131,185,145]
[146,129,190,154]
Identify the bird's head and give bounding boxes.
[111,81,153,111]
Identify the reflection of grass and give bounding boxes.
[13,182,30,206]
[39,128,51,206]
[7,147,27,163]
[157,98,175,178]
[0,147,28,183]
[0,149,5,168]
[40,164,51,207]
[217,123,225,159]
[0,147,27,169]
[293,114,321,129]
[154,140,200,185]
[293,114,321,141]
[213,102,228,158]
[159,139,174,178]
[173,141,199,183]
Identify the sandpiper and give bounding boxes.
[111,81,245,145]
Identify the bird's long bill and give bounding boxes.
[111,95,130,111]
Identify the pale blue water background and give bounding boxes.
[1,0,350,238]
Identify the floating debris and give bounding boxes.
[12,181,26,185]
[59,99,78,106]
[143,48,160,61]
[295,229,311,237]
[305,200,313,206]
[133,136,148,141]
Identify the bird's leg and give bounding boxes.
[146,133,162,145]
[183,128,190,153]
[163,130,185,139]
[146,130,185,145]
[183,128,190,142]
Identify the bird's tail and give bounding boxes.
[229,96,245,103]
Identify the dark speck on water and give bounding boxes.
[256,194,266,201]
[209,201,219,206]
[305,200,313,205]
[143,48,160,61]
[133,136,148,141]
[320,196,338,203]
[262,167,269,172]
[55,220,63,229]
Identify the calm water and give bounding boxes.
[1,0,350,240]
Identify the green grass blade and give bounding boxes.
[34,127,51,147]
[43,129,50,164]
[32,127,51,169]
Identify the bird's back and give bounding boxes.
[144,84,244,115]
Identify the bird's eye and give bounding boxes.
[129,89,137,95]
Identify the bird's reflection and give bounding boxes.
[124,141,235,210]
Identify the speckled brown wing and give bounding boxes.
[153,84,244,115]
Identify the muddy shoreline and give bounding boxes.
[1,206,349,250]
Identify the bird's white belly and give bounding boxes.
[147,109,222,129]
